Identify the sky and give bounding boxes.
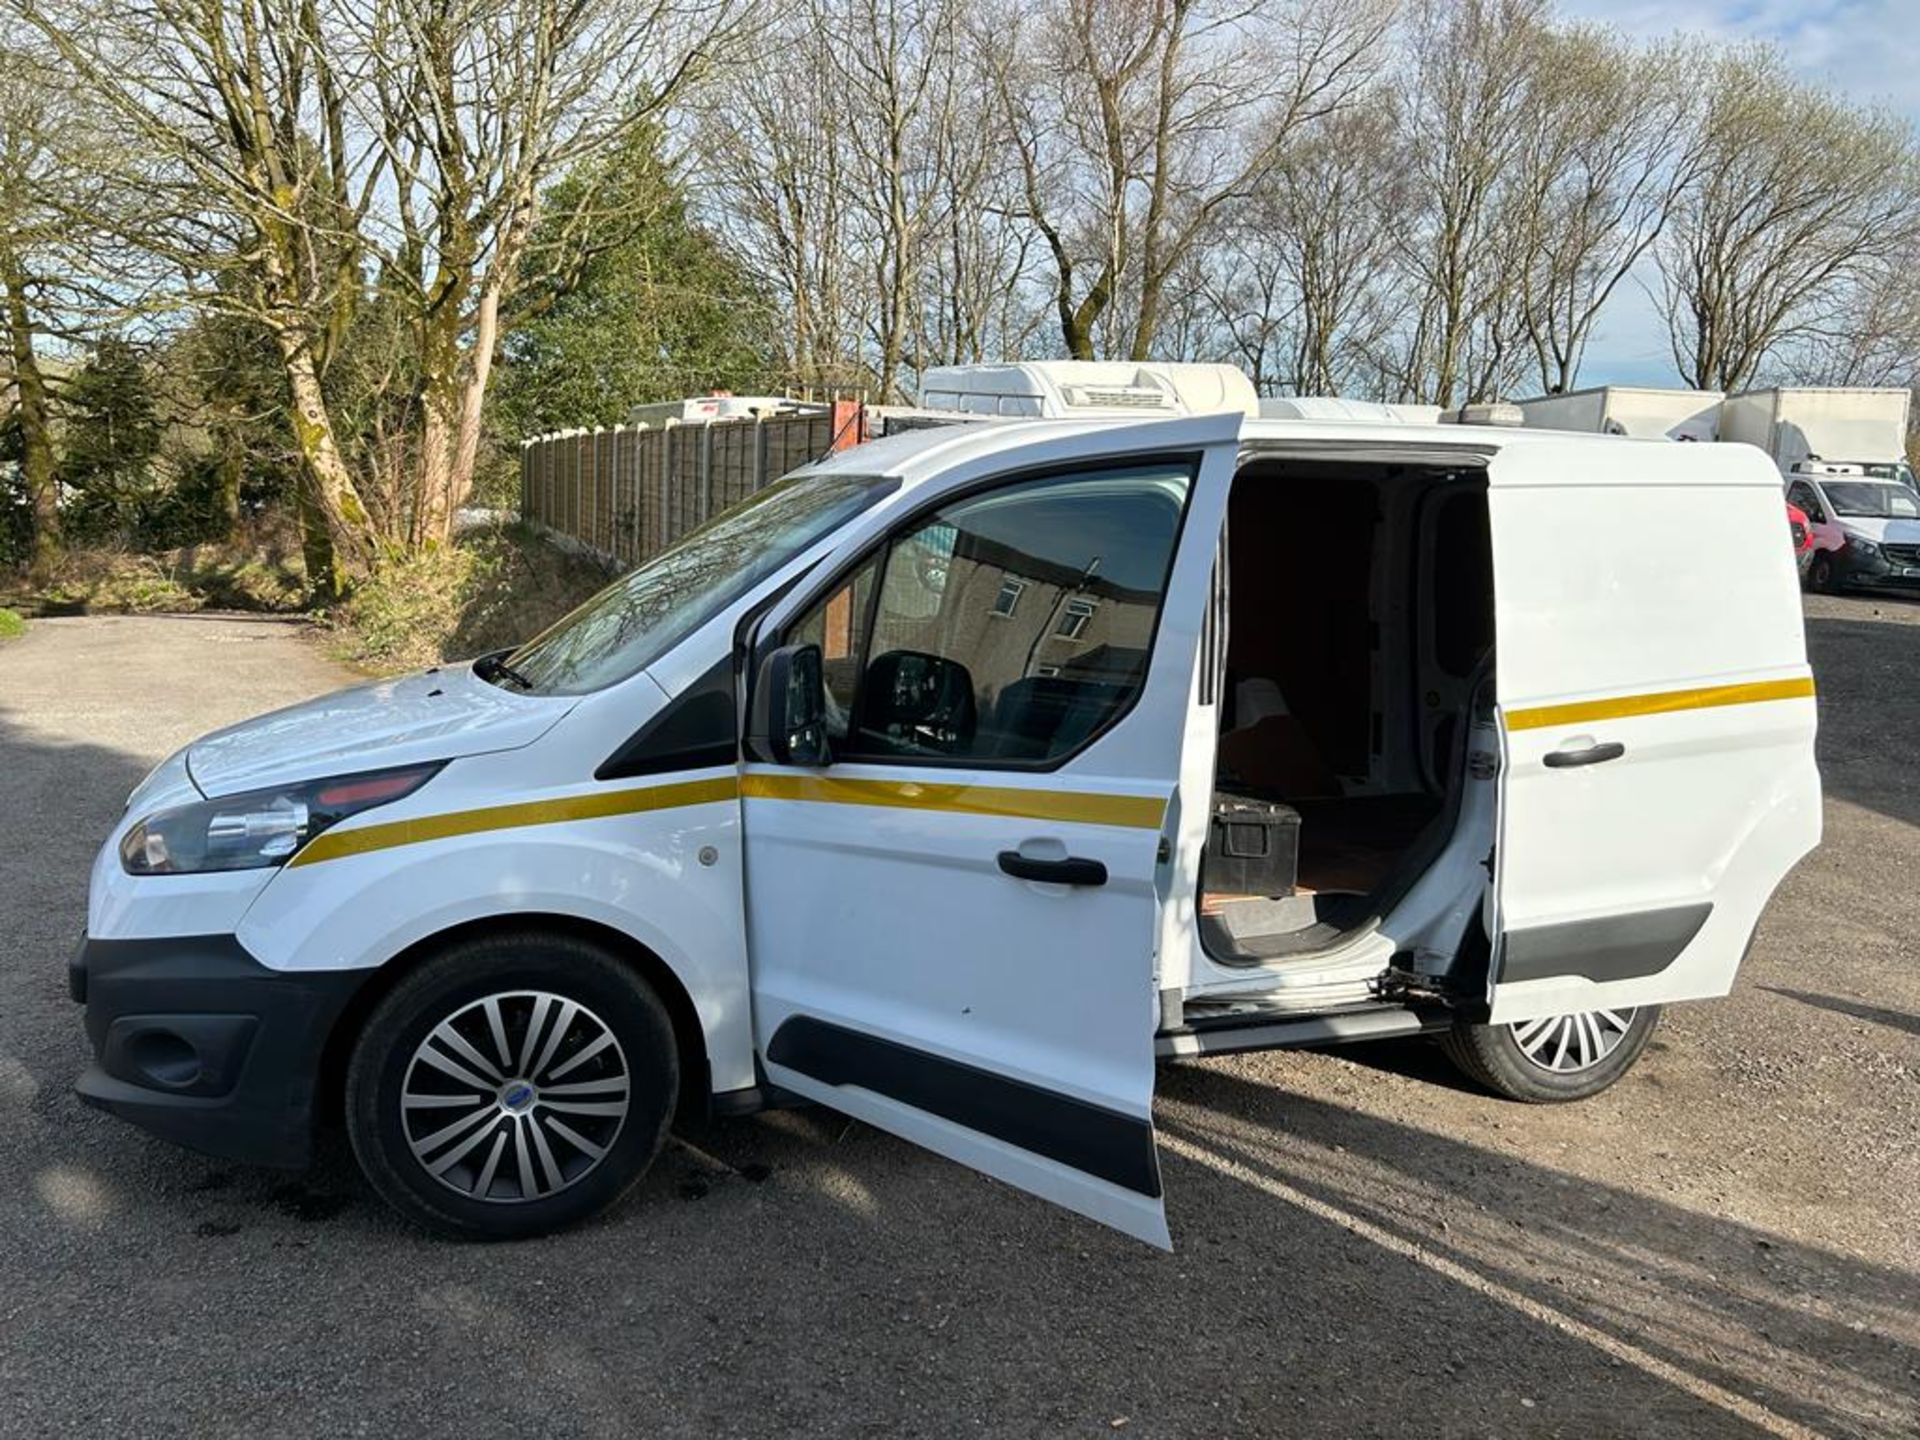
[1556,0,1920,387]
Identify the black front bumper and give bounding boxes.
[74,935,371,1169]
[1834,543,1920,592]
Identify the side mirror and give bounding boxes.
[750,643,829,766]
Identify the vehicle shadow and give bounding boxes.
[1803,611,1920,833]
[1151,1059,1920,1439]
[1761,985,1920,1039]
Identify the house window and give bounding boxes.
[1056,597,1096,640]
[991,577,1025,617]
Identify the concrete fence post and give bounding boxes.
[700,420,715,525]
[662,424,676,545]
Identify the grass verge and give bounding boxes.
[0,607,24,640]
[326,520,615,675]
[1,524,309,617]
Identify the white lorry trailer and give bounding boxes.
[1513,386,1724,442]
[1718,386,1914,485]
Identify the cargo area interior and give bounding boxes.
[1203,456,1495,965]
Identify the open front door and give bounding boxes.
[741,415,1240,1248]
[1485,439,1821,1026]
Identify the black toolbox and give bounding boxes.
[1205,793,1301,897]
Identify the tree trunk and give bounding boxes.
[1,249,59,577]
[444,282,503,539]
[275,327,379,580]
[217,442,244,536]
[295,476,345,601]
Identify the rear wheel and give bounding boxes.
[1441,1005,1660,1102]
[344,931,678,1239]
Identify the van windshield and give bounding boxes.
[497,471,898,695]
[1823,481,1920,520]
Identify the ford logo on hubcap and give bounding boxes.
[502,1082,535,1111]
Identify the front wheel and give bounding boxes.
[1808,551,1838,594]
[1441,1005,1661,1102]
[344,932,679,1239]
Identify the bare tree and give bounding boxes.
[1657,46,1920,393]
[823,0,957,400]
[1509,29,1702,394]
[690,21,861,392]
[1261,100,1403,395]
[988,0,1389,362]
[1381,0,1545,406]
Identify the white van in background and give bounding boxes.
[1782,466,1920,594]
[74,397,1820,1249]
[1716,387,1919,593]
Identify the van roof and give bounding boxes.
[799,414,1781,488]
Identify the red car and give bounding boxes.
[1787,501,1814,574]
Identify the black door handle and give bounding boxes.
[1544,741,1626,769]
[997,851,1108,886]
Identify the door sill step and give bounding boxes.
[1156,1005,1448,1059]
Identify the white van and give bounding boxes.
[75,411,1821,1247]
[1780,465,1920,595]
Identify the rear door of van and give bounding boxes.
[1484,436,1821,1023]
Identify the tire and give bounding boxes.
[1441,1005,1661,1103]
[344,931,679,1239]
[1809,551,1837,594]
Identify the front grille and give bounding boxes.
[1883,543,1920,567]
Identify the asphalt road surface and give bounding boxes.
[1,601,1915,1439]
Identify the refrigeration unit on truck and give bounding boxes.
[73,373,1822,1249]
[1722,386,1920,594]
[1514,386,1725,442]
[916,360,1259,420]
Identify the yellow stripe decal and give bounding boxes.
[289,769,1163,867]
[1505,676,1816,732]
[289,775,740,867]
[740,773,1167,829]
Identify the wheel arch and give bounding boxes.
[315,912,713,1128]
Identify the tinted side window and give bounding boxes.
[1788,483,1823,521]
[787,462,1193,767]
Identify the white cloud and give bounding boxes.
[1561,0,1920,121]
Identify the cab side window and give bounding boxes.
[784,462,1194,767]
[1788,482,1825,523]
[787,557,879,744]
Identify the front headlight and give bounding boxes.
[120,763,442,875]
[1851,537,1883,558]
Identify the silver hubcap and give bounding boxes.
[401,991,629,1204]
[1509,1008,1637,1074]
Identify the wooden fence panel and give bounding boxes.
[519,409,852,566]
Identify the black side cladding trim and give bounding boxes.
[596,656,738,780]
[1499,902,1713,985]
[766,1016,1162,1199]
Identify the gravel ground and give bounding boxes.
[0,603,1915,1439]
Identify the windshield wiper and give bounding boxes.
[476,652,536,691]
